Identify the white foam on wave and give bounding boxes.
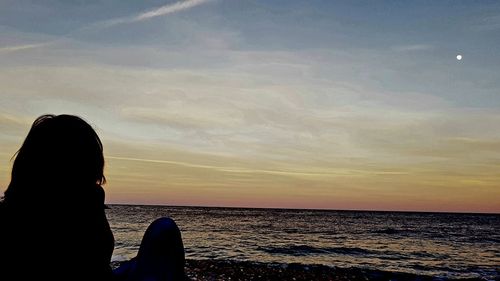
[111,255,128,262]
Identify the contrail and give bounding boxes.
[106,156,383,177]
[0,42,50,53]
[101,0,212,27]
[107,156,230,171]
[0,0,213,53]
[135,0,210,22]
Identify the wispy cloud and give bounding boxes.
[1,0,213,53]
[106,156,368,177]
[102,0,212,27]
[470,14,500,31]
[0,42,49,53]
[391,44,433,52]
[135,0,211,21]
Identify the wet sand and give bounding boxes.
[112,259,485,280]
[182,259,484,281]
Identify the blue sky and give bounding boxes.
[1,0,499,212]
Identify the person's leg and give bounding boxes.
[114,217,186,281]
[113,257,138,281]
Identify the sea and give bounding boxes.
[106,205,499,280]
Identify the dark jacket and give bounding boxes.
[0,185,114,280]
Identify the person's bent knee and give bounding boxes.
[138,216,184,261]
[149,217,180,232]
[143,217,182,242]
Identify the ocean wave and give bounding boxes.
[258,245,454,262]
[108,205,500,280]
[373,227,401,235]
[258,245,374,256]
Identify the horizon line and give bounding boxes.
[106,202,500,215]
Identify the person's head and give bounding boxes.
[2,114,105,206]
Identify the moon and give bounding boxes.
[456,54,462,61]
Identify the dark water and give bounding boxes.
[106,205,499,280]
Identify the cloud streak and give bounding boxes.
[135,0,211,21]
[391,44,433,52]
[0,42,49,53]
[0,0,212,53]
[107,156,358,178]
[102,0,212,27]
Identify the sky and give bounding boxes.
[1,0,499,213]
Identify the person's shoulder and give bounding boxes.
[0,200,12,227]
[89,184,106,209]
[94,185,105,203]
[0,200,7,215]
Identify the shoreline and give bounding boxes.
[114,259,490,281]
[183,259,487,281]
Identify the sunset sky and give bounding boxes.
[1,0,499,213]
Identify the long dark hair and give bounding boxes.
[2,114,105,207]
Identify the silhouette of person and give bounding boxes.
[0,114,185,281]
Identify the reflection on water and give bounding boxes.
[106,205,499,279]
